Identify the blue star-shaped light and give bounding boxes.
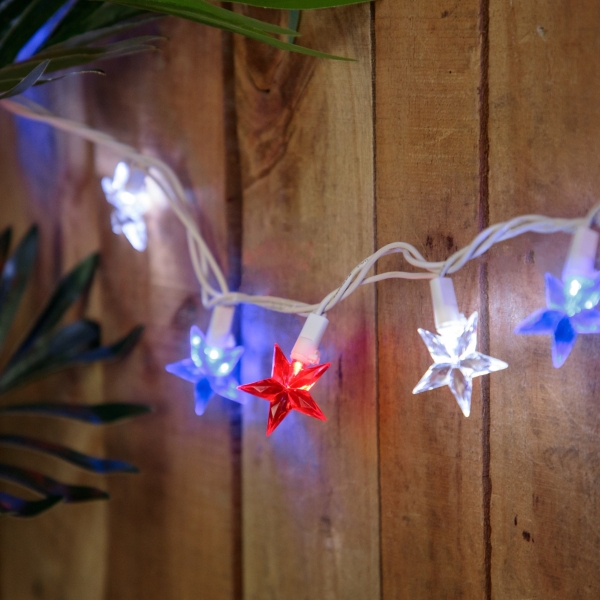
[101,162,150,252]
[515,273,600,368]
[413,312,508,417]
[165,326,244,415]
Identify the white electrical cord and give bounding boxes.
[2,96,598,319]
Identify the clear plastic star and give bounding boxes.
[165,325,244,415]
[515,273,600,367]
[101,162,150,252]
[238,345,330,436]
[413,312,508,417]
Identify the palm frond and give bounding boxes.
[232,0,365,7]
[0,228,149,517]
[0,463,110,502]
[0,402,151,423]
[0,0,160,99]
[0,435,138,473]
[0,491,62,517]
[101,0,354,60]
[0,0,369,98]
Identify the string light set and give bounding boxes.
[3,97,600,435]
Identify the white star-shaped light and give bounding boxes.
[412,312,508,417]
[101,162,151,252]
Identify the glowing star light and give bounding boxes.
[166,325,244,415]
[515,273,600,367]
[413,278,508,417]
[238,345,330,436]
[102,162,151,251]
[515,226,600,368]
[413,312,507,417]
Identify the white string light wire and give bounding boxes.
[2,96,599,320]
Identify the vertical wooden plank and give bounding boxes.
[235,6,379,599]
[0,83,109,600]
[488,1,600,597]
[375,1,489,597]
[87,18,239,600]
[0,17,239,600]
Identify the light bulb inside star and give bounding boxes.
[515,273,600,367]
[166,325,244,415]
[413,312,508,417]
[238,345,330,436]
[102,162,153,252]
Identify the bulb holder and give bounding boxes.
[206,306,235,349]
[562,225,599,282]
[291,313,329,365]
[430,277,464,332]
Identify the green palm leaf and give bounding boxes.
[0,228,149,517]
[0,0,369,99]
[0,463,110,502]
[0,491,62,517]
[98,0,353,59]
[232,0,365,7]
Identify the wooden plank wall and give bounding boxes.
[376,1,488,597]
[1,1,600,599]
[488,1,600,598]
[233,5,379,600]
[0,19,240,600]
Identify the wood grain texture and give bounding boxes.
[488,1,600,597]
[375,0,490,597]
[2,2,600,598]
[89,18,240,600]
[0,82,110,600]
[0,18,240,600]
[234,5,379,599]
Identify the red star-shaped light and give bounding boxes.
[238,344,330,436]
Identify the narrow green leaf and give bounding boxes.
[0,320,101,393]
[0,69,105,94]
[0,491,61,517]
[44,16,158,50]
[34,34,161,60]
[0,402,151,424]
[231,0,367,7]
[288,9,300,44]
[0,226,38,355]
[108,0,300,36]
[0,435,139,473]
[0,50,105,80]
[0,322,143,394]
[9,253,99,364]
[0,58,49,97]
[75,324,144,363]
[102,1,351,59]
[42,2,147,49]
[0,463,109,502]
[0,36,160,84]
[0,0,67,68]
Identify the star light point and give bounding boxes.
[515,272,600,368]
[102,162,151,251]
[238,344,330,436]
[166,325,244,415]
[413,312,508,417]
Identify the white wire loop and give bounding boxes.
[1,97,597,319]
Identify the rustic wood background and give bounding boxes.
[1,1,599,598]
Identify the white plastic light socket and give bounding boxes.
[430,277,464,332]
[562,225,599,281]
[291,313,329,365]
[206,306,236,349]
